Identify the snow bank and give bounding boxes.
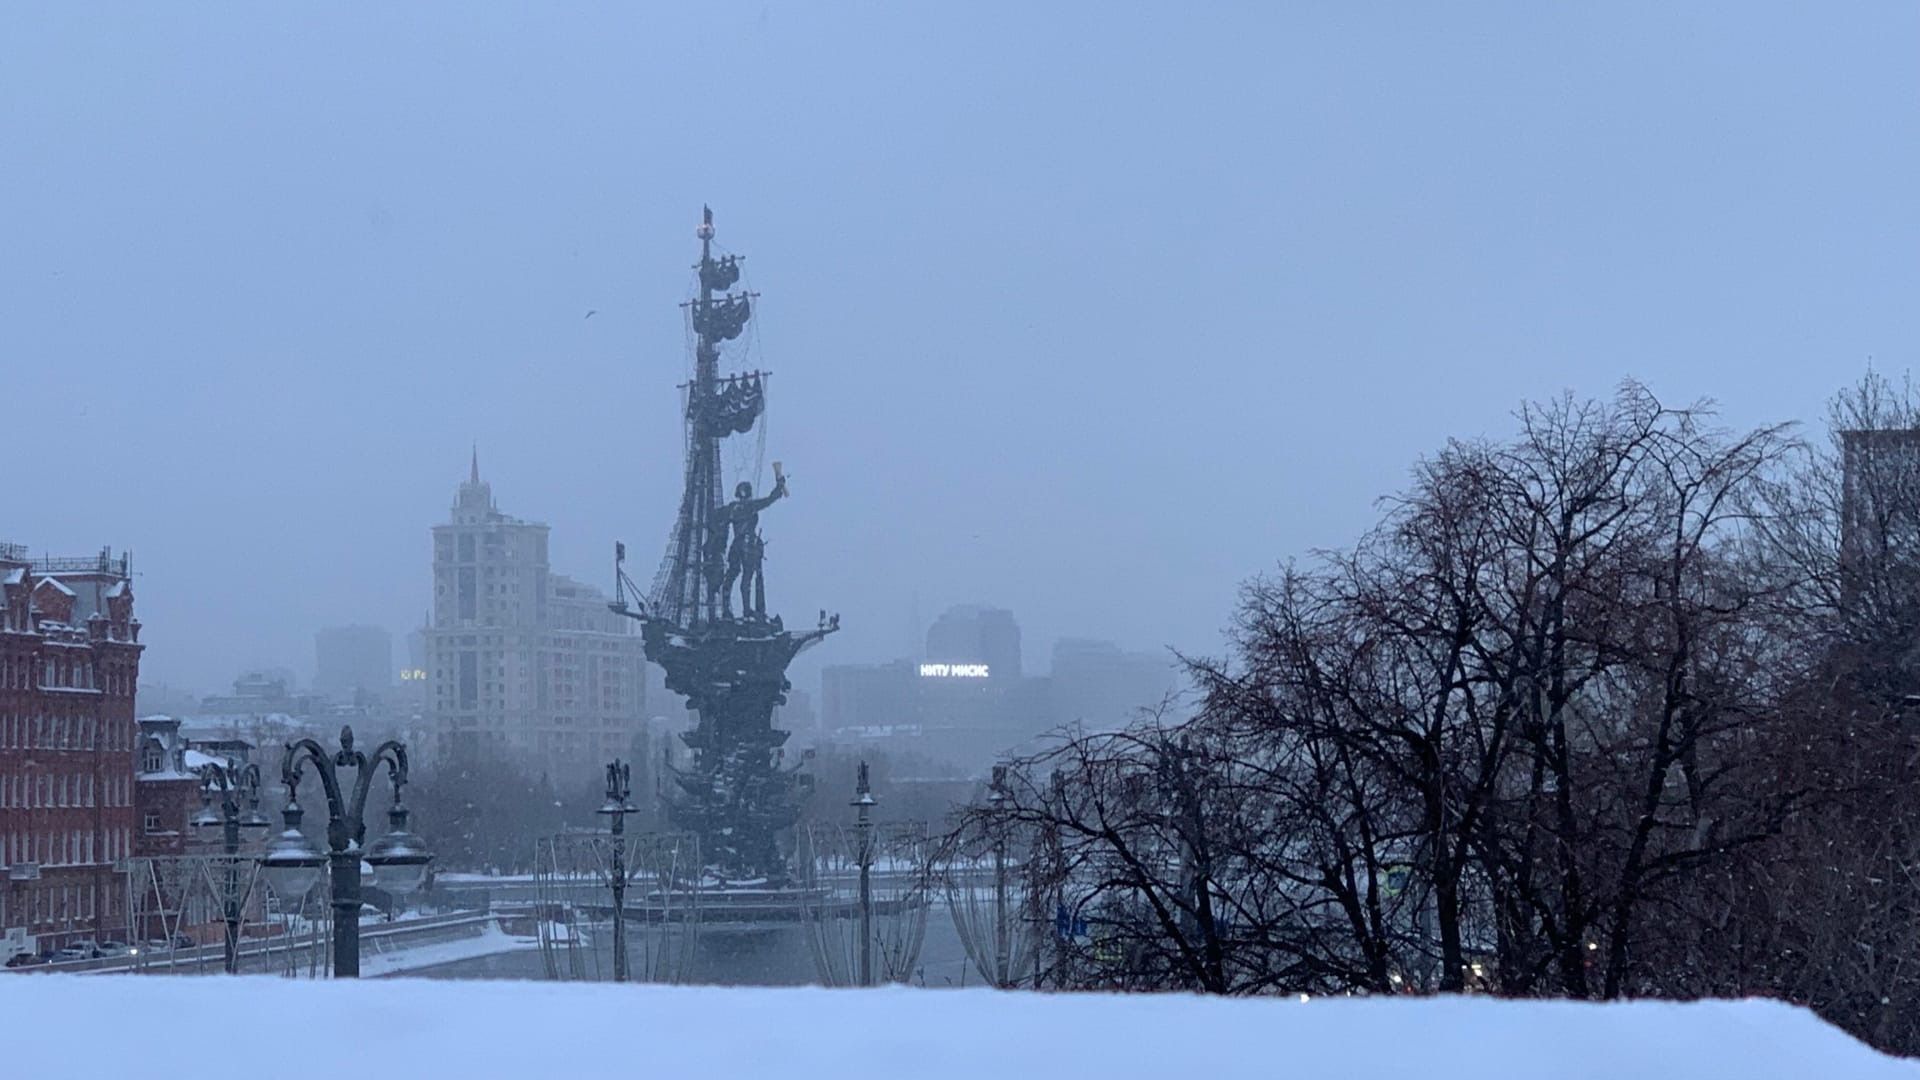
[2,978,1910,1079]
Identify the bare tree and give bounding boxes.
[946,375,1920,1057]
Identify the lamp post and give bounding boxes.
[260,727,432,977]
[596,759,639,982]
[853,760,875,988]
[987,764,1012,988]
[190,758,270,973]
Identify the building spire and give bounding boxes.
[470,443,480,484]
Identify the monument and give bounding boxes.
[613,207,838,883]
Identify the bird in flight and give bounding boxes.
[585,309,598,320]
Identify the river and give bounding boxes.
[403,906,983,988]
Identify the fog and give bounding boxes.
[3,3,1914,695]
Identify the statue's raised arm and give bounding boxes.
[748,474,787,514]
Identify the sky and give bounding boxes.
[2,4,1916,697]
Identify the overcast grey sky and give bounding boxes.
[3,4,1915,695]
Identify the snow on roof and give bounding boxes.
[0,981,1906,1080]
[34,576,74,596]
[3,568,23,586]
[181,749,226,771]
[105,580,128,598]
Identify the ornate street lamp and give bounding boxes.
[263,726,433,977]
[596,758,639,982]
[946,763,1032,989]
[191,758,271,973]
[260,798,326,905]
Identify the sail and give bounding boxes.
[700,254,742,293]
[693,373,765,437]
[691,294,752,341]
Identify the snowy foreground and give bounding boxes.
[6,978,1913,1079]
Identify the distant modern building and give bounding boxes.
[200,669,313,717]
[924,605,1022,681]
[314,625,394,704]
[397,625,429,701]
[819,607,1182,776]
[425,452,646,778]
[0,544,142,958]
[1048,637,1179,731]
[821,659,918,741]
[821,605,1049,773]
[1840,428,1920,611]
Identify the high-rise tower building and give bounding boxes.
[924,605,1021,680]
[426,451,645,778]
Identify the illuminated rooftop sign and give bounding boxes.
[919,663,990,679]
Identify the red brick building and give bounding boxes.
[0,545,141,956]
[134,716,198,859]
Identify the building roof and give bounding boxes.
[181,749,227,772]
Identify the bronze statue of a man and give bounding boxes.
[714,471,787,618]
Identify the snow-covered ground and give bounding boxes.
[1,978,1911,1078]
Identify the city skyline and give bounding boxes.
[127,450,1185,706]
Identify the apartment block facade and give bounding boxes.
[0,545,141,955]
[426,454,646,778]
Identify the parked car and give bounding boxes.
[52,942,98,962]
[4,952,48,969]
[95,940,132,958]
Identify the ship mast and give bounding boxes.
[688,206,723,626]
[650,205,753,628]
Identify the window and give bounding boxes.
[458,652,478,709]
[143,813,162,834]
